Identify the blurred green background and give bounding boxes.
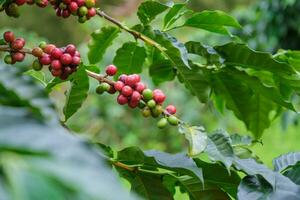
[1,0,299,167]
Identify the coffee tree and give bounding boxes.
[1,0,300,199]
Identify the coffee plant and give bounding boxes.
[1,0,300,199]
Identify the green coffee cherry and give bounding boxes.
[78,6,88,16]
[6,3,19,18]
[142,107,151,118]
[138,101,146,109]
[39,41,47,49]
[157,118,168,129]
[151,105,163,118]
[147,99,156,108]
[142,89,153,101]
[32,60,43,71]
[4,55,12,64]
[167,116,179,126]
[85,0,95,8]
[78,16,87,23]
[96,83,110,94]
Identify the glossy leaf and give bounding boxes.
[63,66,89,121]
[163,4,188,29]
[284,165,300,185]
[88,26,120,64]
[137,1,169,25]
[24,70,47,87]
[113,42,147,74]
[273,152,300,172]
[184,10,241,35]
[149,59,176,85]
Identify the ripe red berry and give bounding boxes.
[118,74,127,83]
[76,0,85,7]
[72,56,81,65]
[11,38,25,50]
[125,75,138,86]
[15,0,26,5]
[39,55,51,65]
[132,74,141,82]
[114,81,125,91]
[65,44,76,55]
[26,0,34,5]
[12,52,25,62]
[51,69,62,77]
[60,53,72,65]
[135,82,146,93]
[63,0,71,4]
[51,48,63,59]
[166,105,177,115]
[56,8,62,16]
[105,65,118,76]
[131,91,141,103]
[128,100,139,108]
[3,31,15,43]
[64,66,72,74]
[153,89,163,95]
[107,86,117,94]
[62,9,71,18]
[51,60,62,70]
[121,86,133,97]
[74,50,80,57]
[69,2,79,12]
[153,92,166,104]
[87,8,96,17]
[43,44,56,54]
[117,94,128,105]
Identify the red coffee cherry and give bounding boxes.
[121,86,133,97]
[43,44,56,54]
[76,0,85,7]
[12,52,25,62]
[15,0,26,5]
[131,91,141,103]
[51,60,62,70]
[128,100,139,108]
[62,9,71,18]
[3,31,15,43]
[69,2,79,12]
[11,38,25,50]
[117,94,128,105]
[153,91,166,104]
[51,48,63,59]
[72,56,81,65]
[119,74,127,83]
[60,53,72,65]
[51,69,62,77]
[114,81,125,91]
[39,55,51,65]
[135,82,146,93]
[106,65,118,76]
[87,8,96,17]
[166,105,177,115]
[125,75,139,86]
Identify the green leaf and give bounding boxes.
[163,4,188,29]
[214,42,296,76]
[205,130,235,170]
[23,70,47,87]
[184,10,241,35]
[0,63,57,123]
[83,64,100,73]
[273,152,300,172]
[149,59,176,85]
[230,134,253,146]
[178,125,208,156]
[88,26,120,64]
[0,106,137,200]
[137,1,169,25]
[113,42,147,74]
[45,77,68,93]
[117,147,204,183]
[283,165,300,185]
[63,66,89,121]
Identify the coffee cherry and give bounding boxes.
[121,86,133,97]
[32,59,43,71]
[125,75,139,86]
[142,89,153,101]
[147,99,156,108]
[107,86,116,94]
[72,56,81,65]
[142,107,151,118]
[4,55,12,64]
[117,94,128,105]
[69,2,78,13]
[96,85,105,94]
[85,0,95,8]
[100,82,111,91]
[167,116,179,126]
[43,44,56,54]
[78,6,88,16]
[51,48,63,59]
[39,41,47,49]
[78,16,87,23]
[39,55,51,65]
[60,53,72,65]
[3,31,15,43]
[87,8,96,17]
[51,69,62,77]
[153,92,166,104]
[135,82,146,93]
[166,105,177,115]
[106,65,117,76]
[128,99,139,108]
[51,60,62,70]
[64,66,72,74]
[65,44,76,55]
[32,47,44,57]
[151,105,163,118]
[15,0,26,5]
[157,118,168,129]
[119,74,127,83]
[138,102,146,109]
[76,0,85,7]
[131,91,141,103]
[6,3,19,18]
[12,52,25,62]
[11,38,25,50]
[114,81,125,91]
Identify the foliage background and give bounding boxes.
[0,0,299,170]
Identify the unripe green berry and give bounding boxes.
[4,55,12,64]
[39,41,47,49]
[147,99,156,108]
[32,60,43,71]
[6,3,19,18]
[85,0,95,8]
[151,105,163,118]
[142,89,153,101]
[138,101,146,109]
[78,16,87,23]
[167,116,179,126]
[142,107,151,118]
[78,6,88,16]
[157,118,168,129]
[96,82,110,94]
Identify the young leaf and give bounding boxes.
[178,125,208,156]
[113,42,147,74]
[88,26,120,64]
[63,66,89,121]
[137,1,169,25]
[273,152,300,172]
[183,10,242,35]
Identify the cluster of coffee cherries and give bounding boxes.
[31,42,81,80]
[96,65,179,129]
[1,31,26,64]
[0,0,48,18]
[51,0,96,23]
